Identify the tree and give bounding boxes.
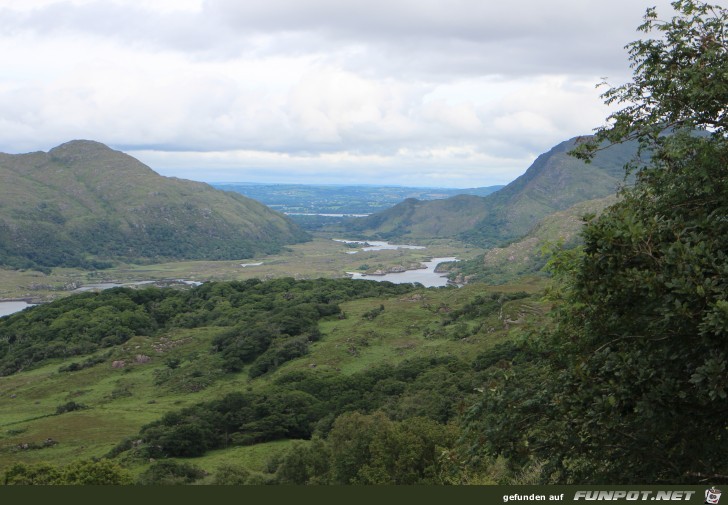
[275,438,331,485]
[573,0,727,161]
[3,463,63,485]
[327,411,389,484]
[3,460,132,485]
[465,0,728,484]
[357,416,456,485]
[284,411,456,485]
[136,460,206,485]
[61,460,133,485]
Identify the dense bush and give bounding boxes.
[269,412,457,485]
[136,460,206,485]
[444,292,529,323]
[55,401,88,415]
[462,1,728,484]
[131,356,477,460]
[3,460,132,485]
[0,278,415,376]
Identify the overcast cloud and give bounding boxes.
[0,0,682,187]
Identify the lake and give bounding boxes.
[0,280,203,317]
[0,301,36,317]
[74,279,201,292]
[348,257,458,288]
[287,213,370,217]
[333,239,426,252]
[0,239,453,317]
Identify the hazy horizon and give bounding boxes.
[208,180,508,189]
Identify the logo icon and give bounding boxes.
[706,488,722,505]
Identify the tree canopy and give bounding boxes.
[465,0,728,484]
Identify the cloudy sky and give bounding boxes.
[0,0,680,187]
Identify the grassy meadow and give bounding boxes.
[0,277,547,478]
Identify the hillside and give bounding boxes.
[446,194,618,284]
[0,141,308,270]
[343,137,636,247]
[0,278,547,484]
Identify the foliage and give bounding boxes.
[329,412,456,484]
[55,401,88,415]
[136,460,207,485]
[573,0,728,161]
[268,411,457,485]
[463,0,728,484]
[211,463,253,485]
[443,292,529,323]
[0,278,415,376]
[3,460,133,485]
[362,304,385,320]
[139,390,321,457]
[273,439,331,484]
[204,278,412,375]
[127,356,476,461]
[0,287,162,375]
[58,353,110,373]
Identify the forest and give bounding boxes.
[0,278,415,377]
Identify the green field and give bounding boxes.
[0,278,546,479]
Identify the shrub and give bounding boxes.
[136,460,206,485]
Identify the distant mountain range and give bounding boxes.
[212,183,505,215]
[0,136,639,273]
[342,136,637,247]
[0,140,308,271]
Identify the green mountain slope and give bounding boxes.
[345,194,492,239]
[0,140,308,270]
[0,278,546,483]
[447,194,618,284]
[344,137,636,247]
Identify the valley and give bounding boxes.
[0,135,641,485]
[0,277,547,483]
[0,236,483,304]
[0,0,725,489]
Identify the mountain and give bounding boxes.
[0,140,308,270]
[343,136,637,247]
[446,194,618,285]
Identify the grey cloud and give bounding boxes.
[0,0,683,186]
[0,3,226,54]
[205,0,673,77]
[3,0,676,78]
[207,0,626,43]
